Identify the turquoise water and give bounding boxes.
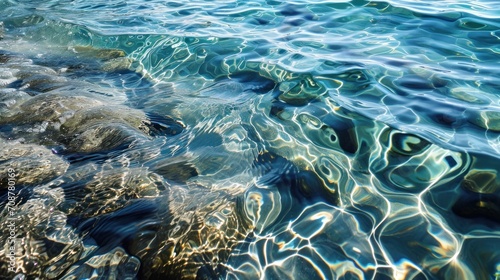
[0,0,500,279]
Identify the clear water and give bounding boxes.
[0,0,499,279]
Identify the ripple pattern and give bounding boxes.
[0,0,500,279]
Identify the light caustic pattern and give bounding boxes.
[0,0,500,279]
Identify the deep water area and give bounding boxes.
[0,0,500,279]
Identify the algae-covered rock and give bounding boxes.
[70,45,126,60]
[101,57,134,72]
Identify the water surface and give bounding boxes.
[0,0,500,279]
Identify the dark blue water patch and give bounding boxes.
[247,16,271,26]
[196,263,225,280]
[429,107,469,129]
[324,43,347,51]
[322,113,358,154]
[142,113,185,137]
[269,101,290,121]
[60,151,111,165]
[278,4,304,16]
[251,149,288,175]
[284,17,306,27]
[152,158,198,183]
[414,10,462,22]
[0,52,10,63]
[0,124,15,135]
[421,151,500,235]
[75,199,159,251]
[289,168,337,205]
[468,31,500,45]
[395,75,446,91]
[375,134,411,163]
[454,238,500,280]
[444,155,458,168]
[452,191,500,226]
[4,79,24,90]
[332,68,372,92]
[271,103,354,155]
[381,57,414,68]
[457,17,500,31]
[253,152,338,232]
[57,144,129,166]
[276,79,326,106]
[239,123,264,148]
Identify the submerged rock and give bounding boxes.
[14,64,59,79]
[469,110,500,132]
[0,88,30,117]
[133,184,251,280]
[57,104,154,153]
[2,93,103,125]
[60,247,140,279]
[453,166,500,226]
[0,140,69,188]
[20,73,68,93]
[152,157,199,183]
[70,45,126,60]
[63,167,167,218]
[0,90,174,153]
[101,57,134,72]
[59,105,147,135]
[0,186,83,279]
[65,123,146,153]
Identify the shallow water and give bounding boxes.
[0,0,499,279]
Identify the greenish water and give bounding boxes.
[0,0,499,279]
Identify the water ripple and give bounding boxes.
[1,0,500,279]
